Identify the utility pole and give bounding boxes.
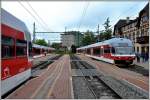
[78,32,79,47]
[48,40,51,46]
[65,26,67,33]
[33,22,36,43]
[97,24,100,42]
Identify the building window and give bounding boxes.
[137,47,139,53]
[133,32,135,42]
[142,16,148,22]
[141,29,144,36]
[141,47,145,53]
[128,34,131,40]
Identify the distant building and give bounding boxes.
[113,3,149,54]
[61,31,83,50]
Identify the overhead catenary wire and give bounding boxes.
[77,2,90,31]
[26,1,53,32]
[18,1,49,31]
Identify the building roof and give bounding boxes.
[121,18,138,28]
[113,19,132,35]
[33,43,55,50]
[114,20,129,28]
[136,3,149,28]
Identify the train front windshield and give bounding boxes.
[115,47,134,55]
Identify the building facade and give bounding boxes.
[113,3,149,54]
[135,3,149,54]
[61,31,83,50]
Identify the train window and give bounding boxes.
[16,47,27,56]
[2,36,15,58]
[104,48,110,53]
[2,45,14,58]
[16,39,27,56]
[87,49,91,54]
[29,42,32,56]
[93,48,100,55]
[2,35,14,45]
[16,40,27,47]
[111,47,115,54]
[115,47,134,55]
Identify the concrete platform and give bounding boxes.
[7,55,73,99]
[133,60,149,70]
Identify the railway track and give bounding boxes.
[70,55,121,99]
[32,55,62,74]
[74,56,149,99]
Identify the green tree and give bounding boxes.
[82,30,95,46]
[99,30,105,42]
[51,42,61,49]
[34,39,48,46]
[102,17,112,40]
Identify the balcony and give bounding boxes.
[136,36,149,44]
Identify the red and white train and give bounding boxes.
[1,8,33,96]
[77,38,136,65]
[32,43,55,58]
[1,9,55,96]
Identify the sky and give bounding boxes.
[2,1,148,43]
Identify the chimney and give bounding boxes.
[126,17,130,23]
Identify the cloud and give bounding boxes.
[2,1,148,43]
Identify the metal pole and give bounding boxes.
[97,24,100,42]
[65,26,67,33]
[78,32,79,47]
[33,22,35,42]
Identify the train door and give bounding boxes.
[103,45,111,58]
[91,48,93,55]
[100,46,104,57]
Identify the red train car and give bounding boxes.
[77,38,135,65]
[32,43,55,57]
[1,9,32,95]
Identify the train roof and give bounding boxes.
[77,38,133,50]
[33,44,55,50]
[1,8,31,41]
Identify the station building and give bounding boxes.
[113,3,149,54]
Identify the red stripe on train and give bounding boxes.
[2,24,24,40]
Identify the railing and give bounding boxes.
[136,36,149,44]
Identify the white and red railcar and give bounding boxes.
[32,44,55,58]
[32,44,55,55]
[77,38,135,65]
[1,9,32,95]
